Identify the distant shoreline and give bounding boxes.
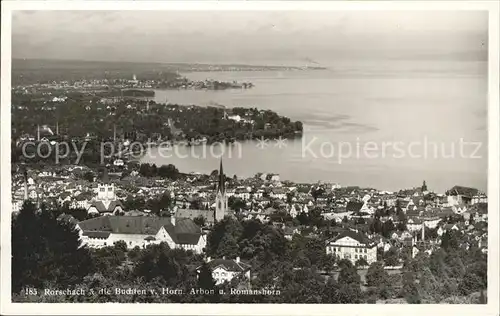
[12,58,327,72]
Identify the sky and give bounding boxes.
[12,10,488,65]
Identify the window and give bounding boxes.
[100,188,105,192]
[355,254,358,259]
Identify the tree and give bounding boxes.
[304,238,325,267]
[11,201,94,293]
[296,212,309,225]
[193,215,206,227]
[133,243,188,286]
[402,270,421,303]
[158,164,179,179]
[366,261,387,286]
[83,171,94,182]
[310,187,325,201]
[441,230,460,250]
[336,259,361,303]
[384,247,400,267]
[320,254,336,274]
[459,272,484,296]
[382,220,396,238]
[369,217,383,234]
[228,196,246,212]
[67,208,88,221]
[197,262,216,290]
[395,199,402,214]
[216,234,239,259]
[91,246,126,275]
[128,246,142,263]
[206,217,243,256]
[355,257,369,268]
[158,192,172,211]
[366,261,391,299]
[113,240,128,253]
[397,211,407,230]
[337,260,360,285]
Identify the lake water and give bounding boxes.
[142,59,488,193]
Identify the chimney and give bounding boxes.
[170,216,176,226]
[236,257,240,263]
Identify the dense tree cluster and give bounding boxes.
[12,201,93,293]
[12,95,303,166]
[138,163,180,179]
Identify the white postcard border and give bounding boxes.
[1,1,499,315]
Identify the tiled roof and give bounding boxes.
[57,213,79,225]
[176,209,215,224]
[446,186,479,198]
[346,201,363,213]
[328,230,374,246]
[83,231,111,239]
[406,208,420,217]
[88,200,124,213]
[78,216,202,245]
[408,218,423,224]
[437,207,454,217]
[399,200,410,207]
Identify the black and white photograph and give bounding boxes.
[0,1,498,315]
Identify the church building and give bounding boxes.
[175,159,228,225]
[87,169,124,216]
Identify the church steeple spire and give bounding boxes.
[218,158,225,194]
[215,158,227,222]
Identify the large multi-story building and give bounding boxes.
[325,230,377,265]
[76,215,206,253]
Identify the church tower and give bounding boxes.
[422,180,428,193]
[97,168,116,201]
[215,159,228,222]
